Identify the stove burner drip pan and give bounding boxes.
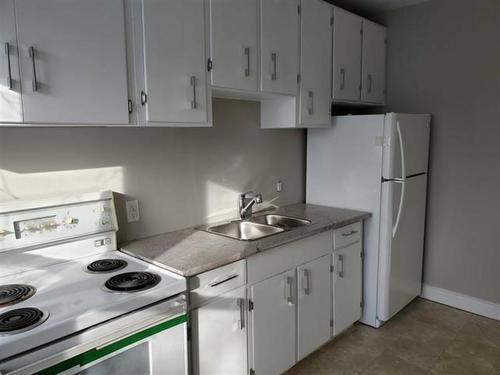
[105,272,161,293]
[0,285,37,307]
[87,259,128,273]
[0,307,48,335]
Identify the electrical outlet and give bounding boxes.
[276,181,284,192]
[126,200,140,223]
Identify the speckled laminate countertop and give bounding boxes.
[120,203,370,277]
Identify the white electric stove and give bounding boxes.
[0,192,188,375]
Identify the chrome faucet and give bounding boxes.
[239,191,263,219]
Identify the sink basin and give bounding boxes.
[251,214,312,229]
[206,221,284,241]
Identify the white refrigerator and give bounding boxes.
[307,113,431,328]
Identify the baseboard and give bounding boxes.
[421,284,500,321]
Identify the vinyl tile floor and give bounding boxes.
[285,298,500,375]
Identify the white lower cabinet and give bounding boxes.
[297,254,332,361]
[191,286,248,375]
[249,270,296,375]
[333,242,363,336]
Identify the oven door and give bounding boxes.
[0,295,188,375]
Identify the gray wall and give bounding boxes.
[0,99,306,242]
[380,0,500,303]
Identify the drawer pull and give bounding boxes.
[208,274,239,288]
[341,230,358,237]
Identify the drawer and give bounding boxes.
[334,222,362,249]
[189,260,246,308]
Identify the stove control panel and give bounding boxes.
[0,194,118,252]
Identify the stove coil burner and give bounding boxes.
[87,259,128,273]
[105,272,161,293]
[0,284,37,307]
[0,307,48,334]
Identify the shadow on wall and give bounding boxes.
[0,99,306,243]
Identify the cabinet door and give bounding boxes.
[191,286,247,375]
[15,0,129,124]
[333,242,362,336]
[260,0,299,95]
[209,0,258,91]
[361,20,386,104]
[0,0,22,123]
[332,7,362,102]
[250,270,296,375]
[299,0,332,126]
[142,0,209,125]
[297,255,332,361]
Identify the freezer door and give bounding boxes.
[378,174,427,322]
[382,114,431,179]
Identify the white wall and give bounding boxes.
[0,99,306,242]
[380,0,500,304]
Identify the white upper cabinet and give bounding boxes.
[332,7,362,103]
[361,19,387,104]
[0,0,22,123]
[15,0,129,124]
[140,0,210,125]
[298,0,332,126]
[209,0,258,92]
[260,0,299,95]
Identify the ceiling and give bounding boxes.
[329,0,430,14]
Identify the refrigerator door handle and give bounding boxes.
[396,120,406,181]
[392,180,406,238]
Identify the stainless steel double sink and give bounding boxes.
[204,214,312,241]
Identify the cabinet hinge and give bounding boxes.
[330,17,334,27]
[360,251,364,258]
[330,265,334,273]
[360,301,364,308]
[250,369,255,375]
[297,4,301,14]
[297,74,301,84]
[248,299,254,312]
[207,58,213,72]
[127,99,133,114]
[330,320,334,328]
[187,326,192,341]
[360,28,363,35]
[385,37,388,44]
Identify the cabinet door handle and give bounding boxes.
[271,52,277,81]
[28,46,38,92]
[303,269,311,295]
[140,91,147,106]
[237,298,245,330]
[208,274,238,287]
[341,230,358,237]
[190,76,197,109]
[244,47,250,77]
[286,276,294,306]
[4,43,12,89]
[340,68,345,90]
[367,74,373,94]
[307,90,314,115]
[338,255,345,278]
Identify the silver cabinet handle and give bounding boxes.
[4,43,12,89]
[190,76,197,109]
[244,47,250,77]
[208,274,238,287]
[271,52,277,80]
[307,90,314,115]
[28,46,38,92]
[237,298,245,330]
[286,276,294,306]
[303,269,311,295]
[340,68,345,90]
[338,255,345,278]
[140,91,147,106]
[367,74,373,94]
[341,230,358,237]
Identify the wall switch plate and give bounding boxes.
[126,200,140,223]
